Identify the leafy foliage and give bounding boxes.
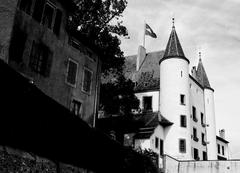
[123,147,159,173]
[100,74,139,115]
[68,0,128,73]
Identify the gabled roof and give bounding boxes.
[162,26,186,60]
[133,111,173,139]
[196,58,211,89]
[216,136,229,144]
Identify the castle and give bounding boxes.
[124,21,229,164]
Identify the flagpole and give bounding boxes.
[143,20,146,47]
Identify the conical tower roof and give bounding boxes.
[160,20,189,64]
[196,57,212,89]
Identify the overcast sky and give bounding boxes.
[120,0,240,158]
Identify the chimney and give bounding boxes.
[136,45,146,71]
[219,129,225,139]
[191,66,197,78]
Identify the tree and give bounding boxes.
[100,73,139,116]
[69,0,138,116]
[123,147,159,173]
[68,0,128,73]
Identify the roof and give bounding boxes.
[163,26,185,59]
[196,58,212,89]
[216,136,229,144]
[133,111,173,139]
[124,51,164,92]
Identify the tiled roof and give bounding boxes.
[163,26,185,59]
[196,58,211,88]
[133,111,173,139]
[124,51,164,92]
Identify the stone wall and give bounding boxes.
[164,155,240,173]
[0,146,94,173]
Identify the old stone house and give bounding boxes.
[0,0,101,126]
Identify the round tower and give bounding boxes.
[159,19,191,160]
[196,57,217,160]
[204,87,217,159]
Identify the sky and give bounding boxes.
[119,0,240,158]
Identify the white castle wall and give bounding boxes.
[189,78,207,160]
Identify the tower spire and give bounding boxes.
[172,17,175,28]
[160,18,189,64]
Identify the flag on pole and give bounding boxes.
[145,23,157,38]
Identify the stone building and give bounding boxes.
[0,0,101,126]
[124,21,229,165]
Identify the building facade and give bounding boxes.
[0,0,101,126]
[124,23,229,162]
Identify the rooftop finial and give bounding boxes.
[199,51,202,61]
[172,17,175,28]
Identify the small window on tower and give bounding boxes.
[180,115,187,127]
[180,94,185,105]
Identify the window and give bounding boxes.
[193,128,198,142]
[18,0,32,14]
[218,144,221,154]
[202,133,206,146]
[201,112,204,125]
[179,139,186,153]
[192,106,198,122]
[33,0,45,22]
[82,68,93,94]
[194,148,199,160]
[203,151,207,160]
[70,99,82,117]
[180,115,187,127]
[29,41,52,77]
[42,3,55,29]
[180,94,185,105]
[9,27,27,63]
[222,146,225,155]
[160,139,164,156]
[143,96,152,111]
[155,137,159,149]
[32,0,62,35]
[53,9,62,35]
[66,59,78,86]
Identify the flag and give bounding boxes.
[145,23,157,38]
